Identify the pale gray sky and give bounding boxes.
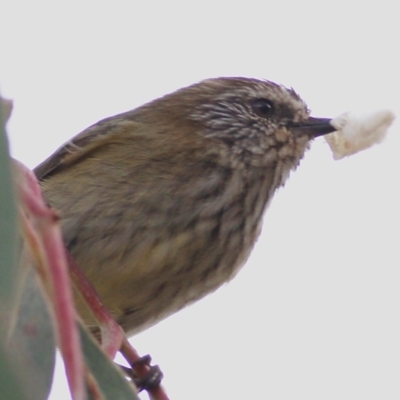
[1,1,399,399]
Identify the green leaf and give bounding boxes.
[0,95,19,321]
[0,344,26,400]
[0,93,25,400]
[4,268,56,400]
[0,96,56,400]
[78,323,140,400]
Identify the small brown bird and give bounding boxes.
[35,77,335,336]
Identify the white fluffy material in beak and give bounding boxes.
[325,110,396,160]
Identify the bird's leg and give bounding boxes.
[116,354,163,392]
[67,252,169,399]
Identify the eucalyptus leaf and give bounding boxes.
[4,268,56,400]
[79,323,140,400]
[0,96,56,400]
[0,94,26,400]
[0,344,27,400]
[0,94,19,322]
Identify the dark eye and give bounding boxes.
[251,98,274,118]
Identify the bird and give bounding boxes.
[35,77,335,337]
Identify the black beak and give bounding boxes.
[289,117,336,138]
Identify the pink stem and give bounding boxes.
[16,162,86,400]
[67,252,124,359]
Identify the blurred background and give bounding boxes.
[1,1,399,399]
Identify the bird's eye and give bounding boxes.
[251,98,274,118]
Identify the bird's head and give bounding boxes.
[137,77,335,169]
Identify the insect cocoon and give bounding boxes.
[325,110,396,160]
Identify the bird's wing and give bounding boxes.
[34,113,141,180]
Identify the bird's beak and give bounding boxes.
[289,117,336,138]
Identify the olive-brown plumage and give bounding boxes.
[35,77,334,335]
